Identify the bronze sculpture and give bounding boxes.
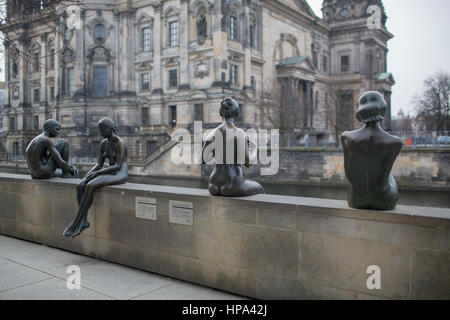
[341,91,402,210]
[25,119,78,179]
[202,97,265,197]
[63,117,128,238]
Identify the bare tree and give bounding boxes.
[414,70,450,133]
[260,80,299,146]
[326,83,354,147]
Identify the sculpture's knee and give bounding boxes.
[55,139,69,153]
[77,182,85,193]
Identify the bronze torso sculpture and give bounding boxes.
[25,119,78,179]
[341,91,402,210]
[63,117,128,238]
[202,97,265,197]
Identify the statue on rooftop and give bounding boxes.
[341,91,402,211]
[25,119,78,179]
[201,97,265,197]
[63,117,128,238]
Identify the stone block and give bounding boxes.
[222,223,299,278]
[410,249,450,300]
[0,192,17,219]
[299,232,411,299]
[16,195,53,227]
[356,220,450,251]
[213,201,257,225]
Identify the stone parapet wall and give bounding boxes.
[0,173,449,300]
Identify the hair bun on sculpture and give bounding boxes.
[356,91,387,124]
[220,97,240,119]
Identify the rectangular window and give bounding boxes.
[67,68,74,97]
[49,49,55,69]
[33,88,40,103]
[50,86,55,101]
[10,117,15,130]
[230,16,238,41]
[93,66,107,97]
[341,55,350,72]
[322,56,328,73]
[230,65,238,85]
[142,107,149,125]
[169,70,178,88]
[250,24,255,48]
[169,21,179,47]
[34,53,40,72]
[13,142,19,156]
[34,116,39,130]
[142,27,151,52]
[170,105,177,127]
[141,73,150,90]
[194,104,203,122]
[147,141,157,156]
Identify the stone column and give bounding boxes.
[280,77,300,130]
[179,0,190,90]
[40,35,47,103]
[384,91,392,131]
[74,12,85,97]
[311,82,314,129]
[212,0,226,86]
[152,2,163,94]
[18,39,27,105]
[243,4,251,89]
[118,9,136,96]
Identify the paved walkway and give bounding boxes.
[0,235,246,300]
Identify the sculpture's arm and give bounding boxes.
[45,139,72,173]
[201,130,216,165]
[244,136,252,167]
[85,141,106,178]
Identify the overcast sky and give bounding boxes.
[308,0,450,117]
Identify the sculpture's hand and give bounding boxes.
[85,171,98,181]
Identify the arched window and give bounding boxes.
[197,7,207,39]
[249,16,257,49]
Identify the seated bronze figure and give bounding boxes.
[341,91,402,211]
[202,97,265,197]
[25,119,78,179]
[63,117,128,238]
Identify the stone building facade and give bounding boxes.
[1,0,395,159]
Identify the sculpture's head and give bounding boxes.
[98,117,116,138]
[43,119,61,138]
[220,97,240,120]
[356,91,387,124]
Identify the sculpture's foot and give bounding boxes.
[63,223,77,237]
[72,219,90,238]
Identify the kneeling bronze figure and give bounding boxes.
[202,97,265,197]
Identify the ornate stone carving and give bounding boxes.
[195,60,209,79]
